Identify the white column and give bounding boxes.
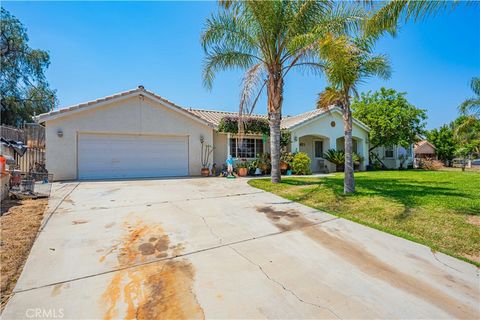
[227,132,231,157]
[291,135,299,153]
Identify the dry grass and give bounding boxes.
[0,198,48,309]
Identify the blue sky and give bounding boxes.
[3,1,479,129]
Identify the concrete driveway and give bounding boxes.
[2,178,479,319]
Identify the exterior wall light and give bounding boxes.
[57,129,63,137]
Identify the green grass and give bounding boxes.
[248,170,480,266]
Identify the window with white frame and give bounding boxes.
[229,138,264,158]
[314,140,323,158]
[385,146,394,158]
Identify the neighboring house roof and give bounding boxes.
[35,86,370,132]
[414,140,436,153]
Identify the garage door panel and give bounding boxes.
[78,134,188,179]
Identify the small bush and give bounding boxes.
[418,158,443,170]
[292,152,311,175]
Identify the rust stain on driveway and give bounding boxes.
[256,205,478,319]
[100,220,204,320]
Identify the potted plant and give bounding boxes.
[236,160,249,177]
[256,153,271,174]
[200,137,215,176]
[280,151,294,171]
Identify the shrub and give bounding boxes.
[418,158,443,170]
[292,152,311,175]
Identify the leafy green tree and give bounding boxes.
[427,125,456,165]
[1,7,57,126]
[201,1,364,183]
[351,87,427,151]
[316,35,390,193]
[459,77,480,118]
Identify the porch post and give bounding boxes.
[227,133,231,156]
[291,135,299,153]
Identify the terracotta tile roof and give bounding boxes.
[187,109,267,127]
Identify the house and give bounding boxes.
[35,86,370,180]
[414,140,436,159]
[370,145,414,169]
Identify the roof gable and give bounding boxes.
[35,86,214,128]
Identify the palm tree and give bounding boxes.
[459,77,480,117]
[201,1,364,183]
[365,0,465,37]
[316,35,390,193]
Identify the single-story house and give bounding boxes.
[414,140,436,159]
[35,86,370,180]
[371,145,414,169]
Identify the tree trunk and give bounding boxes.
[343,101,355,194]
[269,112,282,183]
[267,71,283,183]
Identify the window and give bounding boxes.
[385,146,394,158]
[314,140,323,158]
[229,138,264,158]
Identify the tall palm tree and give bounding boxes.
[459,77,480,117]
[201,1,364,183]
[316,35,390,193]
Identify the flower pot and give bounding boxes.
[238,167,248,177]
[280,161,288,170]
[201,168,210,177]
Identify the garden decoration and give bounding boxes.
[226,154,235,179]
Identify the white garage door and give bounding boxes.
[78,133,188,179]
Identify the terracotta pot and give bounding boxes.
[201,168,210,177]
[280,162,288,170]
[238,167,248,177]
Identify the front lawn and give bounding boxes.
[248,170,480,266]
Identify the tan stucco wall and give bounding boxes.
[290,111,370,171]
[45,96,213,180]
[213,132,227,169]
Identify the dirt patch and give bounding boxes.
[0,198,48,309]
[467,215,480,227]
[256,205,479,319]
[100,220,204,320]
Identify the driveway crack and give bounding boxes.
[430,250,462,273]
[229,246,342,319]
[170,202,223,244]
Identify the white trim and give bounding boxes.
[287,107,371,132]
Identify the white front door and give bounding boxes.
[78,133,188,179]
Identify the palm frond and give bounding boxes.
[203,48,258,89]
[239,63,266,116]
[365,0,463,38]
[470,77,480,96]
[459,98,480,116]
[317,86,343,110]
